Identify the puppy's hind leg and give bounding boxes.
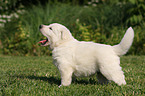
[97,72,110,85]
[99,63,126,86]
[98,57,126,86]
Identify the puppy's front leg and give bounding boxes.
[59,68,73,87]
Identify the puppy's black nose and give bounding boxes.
[39,25,43,29]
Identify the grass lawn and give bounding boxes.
[0,55,144,96]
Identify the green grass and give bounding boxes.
[0,56,144,96]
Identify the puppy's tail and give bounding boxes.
[113,27,134,56]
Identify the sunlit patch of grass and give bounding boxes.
[0,56,144,95]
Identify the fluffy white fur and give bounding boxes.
[39,23,134,86]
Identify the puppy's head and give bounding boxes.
[39,23,73,49]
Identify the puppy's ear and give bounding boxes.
[61,29,72,40]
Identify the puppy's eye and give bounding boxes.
[49,27,52,30]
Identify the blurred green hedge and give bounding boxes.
[0,1,145,56]
[0,0,89,14]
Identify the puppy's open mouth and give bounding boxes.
[39,25,50,46]
[39,39,49,46]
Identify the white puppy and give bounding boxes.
[39,23,134,86]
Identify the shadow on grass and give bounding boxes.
[15,75,61,85]
[15,75,98,85]
[73,78,97,85]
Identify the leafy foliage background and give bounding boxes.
[0,0,145,55]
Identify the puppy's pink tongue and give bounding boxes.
[39,40,47,43]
